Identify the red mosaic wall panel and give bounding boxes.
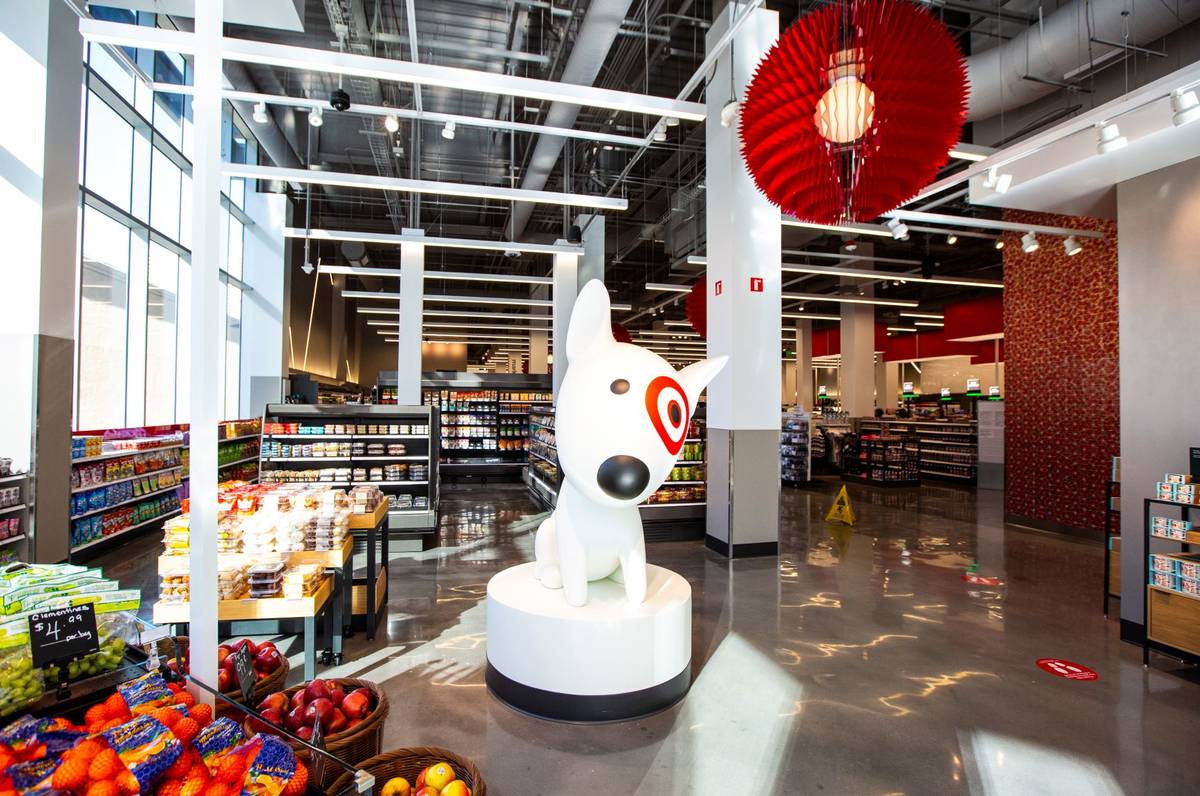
[1003,210,1119,533]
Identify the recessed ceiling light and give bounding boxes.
[1063,236,1082,256]
[994,238,1005,250]
[384,114,400,133]
[946,233,957,245]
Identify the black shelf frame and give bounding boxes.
[1103,479,1120,616]
[1141,496,1200,668]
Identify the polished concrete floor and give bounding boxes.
[98,479,1200,795]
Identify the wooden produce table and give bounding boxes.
[348,501,390,640]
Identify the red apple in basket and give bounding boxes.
[326,707,348,734]
[303,697,334,727]
[216,646,232,667]
[255,646,283,674]
[328,685,346,707]
[285,704,307,732]
[217,669,233,692]
[303,679,331,703]
[345,718,362,732]
[231,638,258,656]
[340,687,372,720]
[290,689,307,711]
[250,708,283,734]
[257,692,288,713]
[295,726,313,742]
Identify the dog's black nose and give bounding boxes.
[596,455,651,500]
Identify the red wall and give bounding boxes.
[1003,210,1119,533]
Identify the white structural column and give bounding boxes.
[839,266,876,417]
[188,0,224,702]
[795,319,813,409]
[881,361,900,411]
[551,242,580,399]
[0,1,81,563]
[397,228,425,404]
[704,3,781,558]
[575,214,605,287]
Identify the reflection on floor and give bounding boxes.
[96,479,1200,794]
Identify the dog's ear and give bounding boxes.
[566,279,615,362]
[677,355,727,409]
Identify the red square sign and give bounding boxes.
[750,277,764,292]
[714,280,723,296]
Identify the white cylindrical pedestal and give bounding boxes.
[486,562,691,722]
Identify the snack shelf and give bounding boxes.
[72,443,184,463]
[72,508,182,552]
[529,450,557,467]
[0,503,26,516]
[0,534,26,546]
[219,432,262,443]
[267,433,352,440]
[662,479,705,485]
[920,469,974,479]
[265,456,353,462]
[218,455,259,469]
[71,482,183,519]
[70,464,184,494]
[0,473,28,485]
[352,455,427,461]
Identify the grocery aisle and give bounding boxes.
[96,481,1200,794]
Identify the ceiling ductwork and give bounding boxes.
[507,0,635,241]
[966,0,1200,122]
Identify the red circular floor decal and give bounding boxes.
[1037,658,1099,681]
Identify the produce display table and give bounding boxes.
[152,574,338,680]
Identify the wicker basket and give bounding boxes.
[250,678,388,789]
[147,636,289,707]
[325,747,486,796]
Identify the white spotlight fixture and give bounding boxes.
[843,238,858,253]
[309,106,323,127]
[1096,121,1126,155]
[384,114,400,133]
[1171,88,1200,127]
[994,238,1005,250]
[653,127,667,142]
[982,166,1012,194]
[252,101,269,125]
[1020,231,1039,253]
[946,233,958,245]
[885,218,909,240]
[442,121,456,140]
[1063,236,1082,256]
[665,116,680,127]
[720,99,741,128]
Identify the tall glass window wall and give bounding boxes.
[75,9,256,430]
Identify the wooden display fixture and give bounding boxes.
[1147,585,1200,658]
[152,574,333,624]
[352,565,388,618]
[348,500,389,529]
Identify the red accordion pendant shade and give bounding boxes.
[739,0,968,224]
[611,322,633,344]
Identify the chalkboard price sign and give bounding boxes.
[29,604,100,669]
[231,647,256,704]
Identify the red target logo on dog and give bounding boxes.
[645,376,689,456]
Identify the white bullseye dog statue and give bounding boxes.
[534,280,726,607]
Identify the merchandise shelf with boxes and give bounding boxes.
[1104,455,1121,616]
[1143,466,1200,668]
[781,409,812,486]
[260,403,439,631]
[856,417,978,483]
[0,459,30,565]
[526,412,708,541]
[422,387,551,480]
[843,435,920,487]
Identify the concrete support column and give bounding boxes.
[704,3,781,559]
[551,242,580,399]
[529,285,549,374]
[396,229,424,405]
[187,0,225,702]
[840,294,875,417]
[575,214,605,287]
[0,1,81,563]
[882,361,900,412]
[795,319,812,409]
[507,354,523,374]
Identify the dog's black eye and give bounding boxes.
[610,379,630,395]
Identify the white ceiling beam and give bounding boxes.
[346,290,631,311]
[286,228,583,255]
[781,264,1003,289]
[231,164,627,210]
[782,292,919,308]
[318,264,553,286]
[882,209,1105,239]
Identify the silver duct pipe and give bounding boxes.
[508,0,635,241]
[966,0,1200,121]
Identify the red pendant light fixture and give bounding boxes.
[611,322,633,344]
[739,0,967,225]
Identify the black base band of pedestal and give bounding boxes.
[485,660,690,723]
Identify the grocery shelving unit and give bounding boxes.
[216,418,262,483]
[0,472,31,562]
[260,403,439,533]
[1142,496,1200,667]
[1104,478,1121,616]
[843,436,920,487]
[422,387,551,480]
[527,406,559,509]
[781,409,812,486]
[857,418,978,483]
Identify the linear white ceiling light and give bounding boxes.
[636,330,701,338]
[644,283,692,294]
[899,312,944,319]
[662,320,693,327]
[781,217,894,237]
[229,165,627,210]
[423,333,541,342]
[348,292,632,312]
[887,326,919,332]
[780,264,1003,289]
[914,321,944,327]
[369,321,553,333]
[948,143,993,161]
[782,292,919,308]
[285,228,584,256]
[80,19,706,121]
[782,312,841,321]
[317,263,553,286]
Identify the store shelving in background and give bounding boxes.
[0,468,30,564]
[423,387,551,480]
[857,417,978,483]
[260,403,439,532]
[781,409,812,485]
[526,406,559,509]
[844,436,920,487]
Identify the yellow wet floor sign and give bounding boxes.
[825,485,856,526]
